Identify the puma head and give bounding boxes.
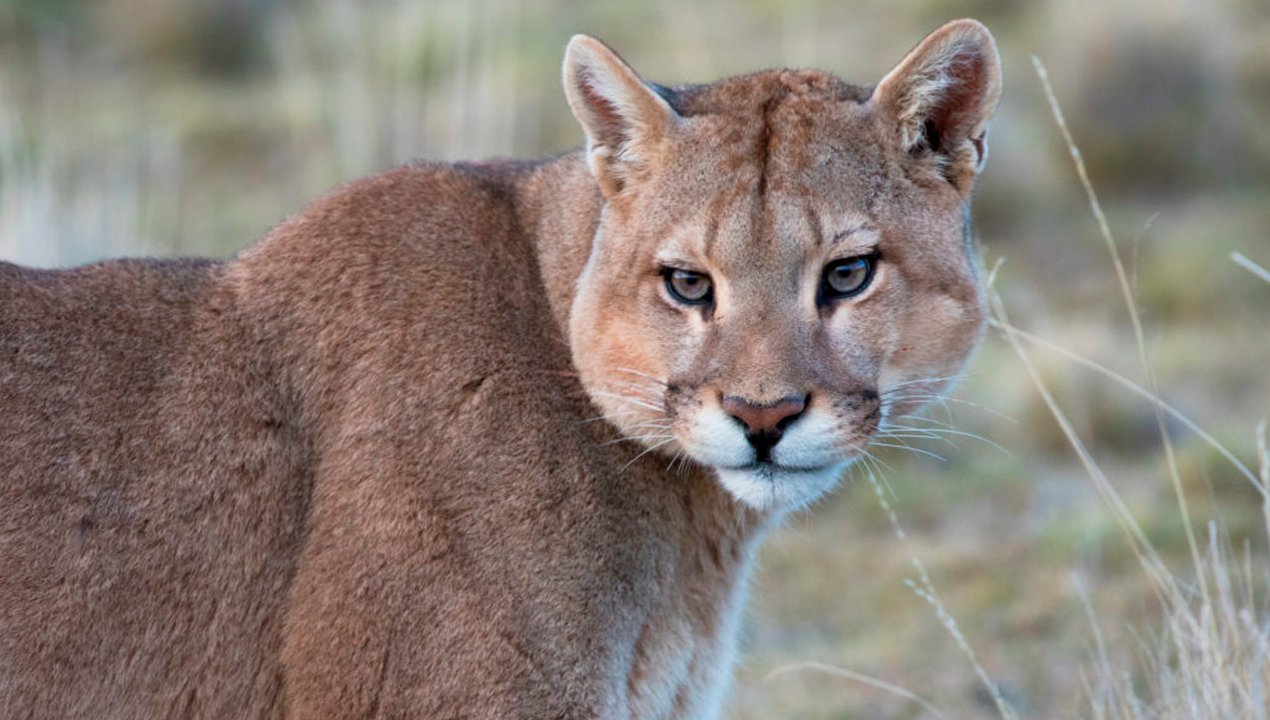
[563,20,1002,511]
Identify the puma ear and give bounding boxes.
[873,19,1002,191]
[563,35,679,198]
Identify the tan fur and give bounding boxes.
[0,20,1001,719]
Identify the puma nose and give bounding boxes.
[721,395,807,461]
[721,395,807,434]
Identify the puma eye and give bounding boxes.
[663,268,713,305]
[820,254,877,302]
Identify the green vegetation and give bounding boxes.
[2,1,1268,717]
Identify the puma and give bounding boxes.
[0,19,1001,719]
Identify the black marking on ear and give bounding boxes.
[650,82,678,106]
[919,118,942,154]
[908,117,957,183]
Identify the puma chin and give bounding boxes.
[715,465,846,512]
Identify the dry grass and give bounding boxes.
[993,61,1270,720]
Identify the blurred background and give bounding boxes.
[1,0,1267,717]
